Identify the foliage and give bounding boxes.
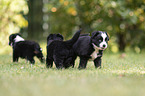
[0,0,145,53]
[0,0,28,47]
[0,53,145,96]
[97,0,145,51]
[46,0,145,52]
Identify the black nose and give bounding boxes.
[103,44,106,47]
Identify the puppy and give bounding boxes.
[73,31,109,69]
[9,33,45,64]
[46,29,81,69]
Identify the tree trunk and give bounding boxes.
[117,33,126,52]
[75,1,93,33]
[27,0,43,40]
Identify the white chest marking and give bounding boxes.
[14,35,24,42]
[90,51,98,60]
[90,44,99,60]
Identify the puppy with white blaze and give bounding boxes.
[9,33,45,64]
[73,31,109,69]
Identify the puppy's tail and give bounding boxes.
[64,29,81,46]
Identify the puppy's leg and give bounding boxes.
[78,57,88,69]
[13,53,19,62]
[71,56,77,68]
[94,57,101,68]
[46,57,53,68]
[27,56,35,64]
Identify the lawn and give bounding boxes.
[0,53,145,96]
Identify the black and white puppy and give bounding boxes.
[46,29,81,69]
[73,31,109,69]
[9,33,45,64]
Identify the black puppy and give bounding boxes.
[73,31,109,69]
[46,33,63,68]
[46,29,81,69]
[9,33,45,64]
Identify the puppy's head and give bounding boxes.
[47,33,64,45]
[34,47,45,63]
[91,31,109,50]
[9,33,24,46]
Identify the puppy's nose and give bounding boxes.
[103,44,106,47]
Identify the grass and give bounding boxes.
[0,52,145,96]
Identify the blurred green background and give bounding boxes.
[0,0,145,54]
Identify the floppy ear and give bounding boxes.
[9,34,16,46]
[57,33,64,40]
[34,51,39,54]
[34,44,41,54]
[9,35,13,46]
[47,34,53,41]
[91,31,101,38]
[105,32,110,41]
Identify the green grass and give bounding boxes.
[0,53,145,96]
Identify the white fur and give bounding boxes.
[90,33,108,60]
[99,33,107,49]
[90,51,98,60]
[14,35,24,42]
[90,43,99,60]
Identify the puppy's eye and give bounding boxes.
[105,38,108,41]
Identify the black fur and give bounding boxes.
[73,31,109,69]
[46,33,64,68]
[9,33,45,64]
[47,33,64,46]
[46,29,81,69]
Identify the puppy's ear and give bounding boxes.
[34,51,39,54]
[9,34,15,46]
[57,33,64,40]
[47,34,53,40]
[105,32,110,41]
[91,31,101,38]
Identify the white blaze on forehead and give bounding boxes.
[99,33,108,49]
[14,35,24,42]
[101,33,107,41]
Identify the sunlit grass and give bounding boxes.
[0,53,145,96]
